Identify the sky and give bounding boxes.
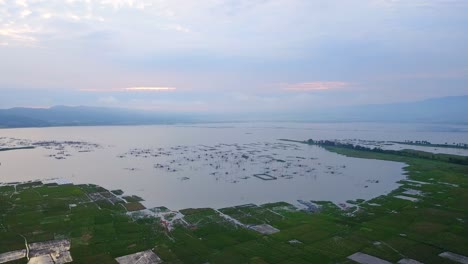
[0,0,467,113]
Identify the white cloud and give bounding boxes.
[41,13,52,19]
[20,9,32,18]
[0,24,39,43]
[80,87,176,92]
[15,0,28,8]
[164,24,191,33]
[1,0,465,57]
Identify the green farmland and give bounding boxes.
[1,145,467,263]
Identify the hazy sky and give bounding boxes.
[1,0,467,112]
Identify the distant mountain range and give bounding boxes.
[0,96,467,128]
[0,106,194,128]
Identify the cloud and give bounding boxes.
[281,81,350,92]
[15,0,28,8]
[125,87,176,91]
[20,9,32,18]
[79,87,176,92]
[0,0,467,111]
[164,24,191,33]
[0,25,39,44]
[98,0,153,10]
[369,68,468,82]
[371,0,468,9]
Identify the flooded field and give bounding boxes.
[0,122,467,209]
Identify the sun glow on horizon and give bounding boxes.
[282,81,349,91]
[124,87,176,91]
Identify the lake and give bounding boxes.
[1,122,467,210]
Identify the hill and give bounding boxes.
[0,96,467,128]
[0,106,193,128]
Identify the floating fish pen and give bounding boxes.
[253,173,277,181]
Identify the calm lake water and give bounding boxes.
[0,122,467,210]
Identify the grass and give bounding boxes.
[0,144,467,263]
